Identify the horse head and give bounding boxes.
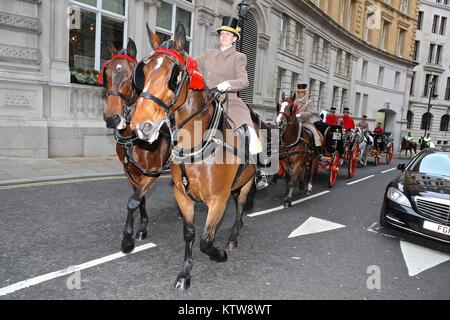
[276,94,296,128]
[130,23,190,143]
[101,38,138,130]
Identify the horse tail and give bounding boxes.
[243,180,256,213]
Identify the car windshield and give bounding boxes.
[408,152,450,177]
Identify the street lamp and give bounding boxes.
[422,81,438,149]
[237,0,251,53]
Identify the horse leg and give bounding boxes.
[284,165,299,208]
[306,158,318,195]
[173,187,195,291]
[135,197,148,241]
[227,179,253,252]
[200,198,229,263]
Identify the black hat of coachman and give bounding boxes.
[343,107,350,112]
[297,83,308,92]
[217,16,241,40]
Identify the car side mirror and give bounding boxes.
[397,164,406,171]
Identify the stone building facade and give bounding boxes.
[407,0,450,146]
[0,0,418,158]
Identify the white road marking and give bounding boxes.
[400,241,450,277]
[381,168,397,174]
[247,191,330,218]
[347,175,375,186]
[0,243,157,297]
[288,217,345,238]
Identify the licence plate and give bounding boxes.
[423,221,450,236]
[333,132,342,140]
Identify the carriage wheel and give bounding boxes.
[348,145,359,178]
[328,153,340,188]
[386,144,394,165]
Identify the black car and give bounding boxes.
[380,146,450,244]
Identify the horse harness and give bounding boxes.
[134,48,253,202]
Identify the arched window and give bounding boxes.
[236,11,258,104]
[440,114,449,131]
[407,110,413,129]
[421,112,432,130]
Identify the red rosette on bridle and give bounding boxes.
[186,56,205,91]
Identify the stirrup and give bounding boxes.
[255,170,269,190]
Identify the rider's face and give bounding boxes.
[219,31,237,48]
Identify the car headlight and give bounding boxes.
[387,187,412,207]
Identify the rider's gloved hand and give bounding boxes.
[217,81,231,92]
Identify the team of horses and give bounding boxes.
[100,23,403,290]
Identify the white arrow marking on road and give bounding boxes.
[381,168,397,174]
[288,217,346,238]
[0,242,157,297]
[247,191,330,218]
[347,175,375,186]
[400,241,450,277]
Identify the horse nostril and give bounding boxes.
[105,114,121,129]
[142,122,154,136]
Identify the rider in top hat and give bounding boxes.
[325,107,339,125]
[340,107,355,130]
[197,16,268,188]
[293,82,325,163]
[357,115,373,145]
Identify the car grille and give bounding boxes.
[415,197,450,226]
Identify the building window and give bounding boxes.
[445,77,450,100]
[435,45,443,64]
[280,15,288,50]
[440,17,447,35]
[294,22,304,57]
[440,114,449,131]
[341,88,348,111]
[378,66,384,86]
[290,72,299,96]
[69,0,128,72]
[347,0,355,30]
[407,110,413,129]
[156,1,194,53]
[332,86,340,109]
[423,74,438,97]
[410,71,416,96]
[362,94,369,116]
[432,15,439,33]
[394,71,401,90]
[312,35,329,68]
[417,11,424,30]
[400,0,409,14]
[361,60,368,82]
[275,67,286,102]
[396,28,406,57]
[309,78,317,106]
[354,92,361,117]
[413,40,420,61]
[421,112,433,130]
[380,20,390,50]
[428,44,436,63]
[318,81,326,110]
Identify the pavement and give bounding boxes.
[0,156,124,186]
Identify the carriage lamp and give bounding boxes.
[237,0,251,20]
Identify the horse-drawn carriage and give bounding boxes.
[365,132,394,166]
[314,122,360,187]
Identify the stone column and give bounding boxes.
[349,54,360,115]
[302,29,314,82]
[325,44,338,108]
[194,6,215,57]
[141,0,161,56]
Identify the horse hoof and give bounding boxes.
[284,201,292,208]
[121,236,135,254]
[226,241,238,252]
[135,231,147,241]
[306,191,312,196]
[174,276,191,291]
[209,250,228,263]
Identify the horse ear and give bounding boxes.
[126,38,137,59]
[291,92,296,101]
[146,22,161,50]
[174,24,187,51]
[108,41,118,58]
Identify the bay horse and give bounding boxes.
[400,137,417,157]
[276,95,319,208]
[130,24,257,290]
[101,38,171,254]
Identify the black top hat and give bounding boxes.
[297,82,308,91]
[217,16,241,40]
[362,115,367,118]
[330,107,336,111]
[343,107,350,112]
